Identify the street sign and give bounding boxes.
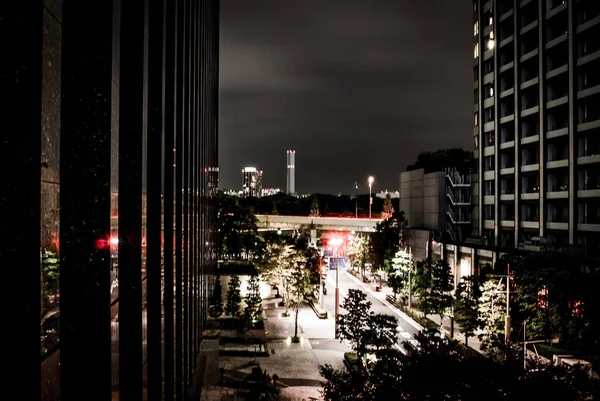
[329,258,338,271]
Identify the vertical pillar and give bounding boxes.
[163,0,177,399]
[60,0,113,399]
[174,0,185,397]
[118,0,145,400]
[538,0,546,240]
[182,0,191,391]
[513,0,521,249]
[567,0,577,245]
[1,1,43,398]
[146,0,165,399]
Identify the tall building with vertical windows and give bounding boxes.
[241,167,263,197]
[473,0,600,257]
[286,149,296,195]
[2,0,219,400]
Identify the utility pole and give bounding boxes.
[523,320,527,371]
[354,181,358,218]
[505,264,511,345]
[408,247,413,308]
[334,246,339,339]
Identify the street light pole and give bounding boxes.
[354,181,358,218]
[505,264,511,345]
[334,246,340,339]
[368,176,374,220]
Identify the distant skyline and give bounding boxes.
[219,0,473,194]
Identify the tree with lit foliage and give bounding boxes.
[349,235,370,278]
[244,273,263,324]
[478,279,507,361]
[453,275,480,347]
[258,242,295,301]
[389,248,413,303]
[419,259,454,326]
[380,193,394,220]
[287,256,316,342]
[309,197,320,217]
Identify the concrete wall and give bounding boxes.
[400,168,445,232]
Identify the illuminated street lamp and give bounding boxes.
[368,176,374,220]
[329,237,344,338]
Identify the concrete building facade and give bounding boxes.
[473,0,600,258]
[2,1,220,400]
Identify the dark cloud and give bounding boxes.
[219,0,474,194]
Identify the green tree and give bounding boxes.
[287,256,316,342]
[225,275,242,318]
[258,242,294,300]
[349,235,370,279]
[244,273,263,324]
[389,249,413,303]
[369,211,405,273]
[454,275,480,347]
[337,289,398,367]
[209,275,224,318]
[419,259,454,326]
[406,148,475,174]
[380,193,394,220]
[320,330,600,401]
[478,279,507,361]
[412,259,433,296]
[309,197,320,217]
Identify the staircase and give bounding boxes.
[445,168,472,242]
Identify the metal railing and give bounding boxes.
[446,187,472,205]
[445,167,472,187]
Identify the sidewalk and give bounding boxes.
[349,268,483,354]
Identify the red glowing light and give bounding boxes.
[96,237,110,250]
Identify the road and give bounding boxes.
[321,268,420,352]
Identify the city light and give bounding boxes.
[368,176,374,185]
[329,237,343,246]
[487,39,495,50]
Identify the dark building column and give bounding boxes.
[174,0,185,398]
[182,0,191,390]
[60,0,114,399]
[118,0,146,399]
[163,0,177,398]
[0,1,43,398]
[146,0,165,400]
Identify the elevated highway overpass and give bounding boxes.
[255,214,382,232]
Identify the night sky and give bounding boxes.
[219,0,473,194]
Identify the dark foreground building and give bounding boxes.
[473,0,600,255]
[1,0,219,400]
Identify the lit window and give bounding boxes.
[489,86,494,97]
[489,16,493,26]
[474,112,479,126]
[474,21,479,36]
[489,31,494,39]
[474,43,479,59]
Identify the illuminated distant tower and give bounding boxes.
[241,167,263,197]
[286,150,296,195]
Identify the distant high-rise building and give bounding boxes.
[242,167,263,197]
[473,0,600,255]
[287,150,296,194]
